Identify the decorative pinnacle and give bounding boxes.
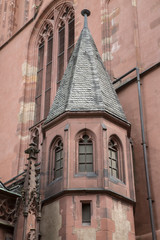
[25,142,39,160]
[81,9,91,28]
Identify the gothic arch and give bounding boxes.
[75,129,97,174]
[108,134,125,183]
[48,135,63,183]
[18,0,74,172]
[23,0,75,123]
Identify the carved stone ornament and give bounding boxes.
[25,143,39,159]
[0,198,18,224]
[27,229,36,240]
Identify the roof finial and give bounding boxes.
[81,9,91,28]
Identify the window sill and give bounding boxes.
[49,176,63,185]
[109,176,125,185]
[75,172,97,178]
[82,222,91,226]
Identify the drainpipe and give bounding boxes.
[136,67,157,240]
[113,67,157,240]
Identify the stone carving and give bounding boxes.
[23,142,41,239]
[0,198,18,223]
[27,229,36,240]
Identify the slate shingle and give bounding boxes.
[45,20,127,124]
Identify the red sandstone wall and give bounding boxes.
[0,0,160,239]
[0,24,33,181]
[106,0,160,237]
[0,0,103,182]
[40,195,135,240]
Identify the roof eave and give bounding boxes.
[42,110,131,136]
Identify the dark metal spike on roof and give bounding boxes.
[81,9,91,28]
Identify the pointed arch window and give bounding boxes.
[108,137,125,182]
[57,10,75,89]
[35,40,44,123]
[68,13,75,61]
[49,138,63,181]
[57,22,65,88]
[35,5,75,124]
[44,32,53,118]
[79,135,93,172]
[109,139,119,178]
[54,140,63,179]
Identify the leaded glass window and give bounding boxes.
[109,139,119,178]
[35,41,44,123]
[54,140,63,179]
[35,6,75,124]
[79,135,93,172]
[68,14,74,62]
[44,33,53,118]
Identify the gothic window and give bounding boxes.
[35,5,75,124]
[57,22,65,88]
[68,13,75,61]
[109,139,119,178]
[57,11,75,89]
[35,39,44,123]
[44,32,53,118]
[108,136,125,182]
[49,138,63,181]
[54,140,63,179]
[79,134,93,172]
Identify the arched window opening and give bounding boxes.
[34,5,75,124]
[54,140,63,179]
[44,32,53,118]
[68,14,74,62]
[79,135,93,172]
[108,136,125,182]
[35,40,44,123]
[57,22,65,88]
[49,138,63,182]
[109,139,119,179]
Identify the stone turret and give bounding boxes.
[40,10,135,240]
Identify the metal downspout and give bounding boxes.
[113,67,157,239]
[136,67,157,240]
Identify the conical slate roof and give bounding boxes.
[45,11,127,124]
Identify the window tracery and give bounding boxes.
[79,135,93,172]
[75,130,96,174]
[35,4,74,124]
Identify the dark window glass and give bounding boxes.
[54,140,63,179]
[79,135,93,172]
[109,139,119,178]
[57,24,65,87]
[35,42,44,123]
[68,15,74,62]
[44,34,53,118]
[82,202,91,224]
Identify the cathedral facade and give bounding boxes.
[0,0,160,239]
